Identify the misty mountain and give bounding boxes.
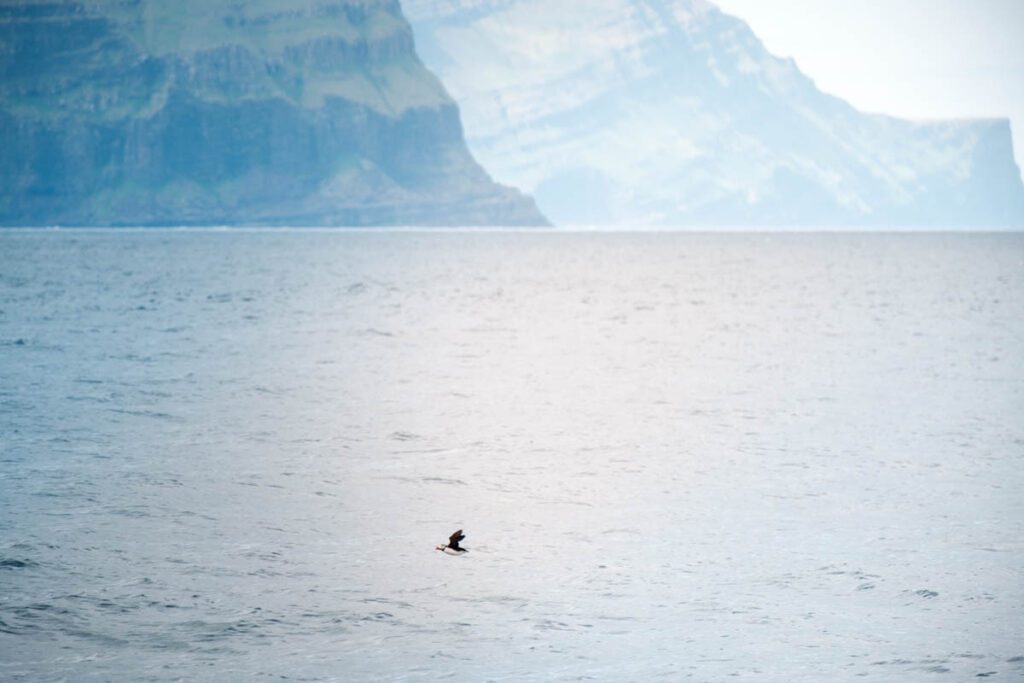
[0,0,548,227]
[404,0,1024,227]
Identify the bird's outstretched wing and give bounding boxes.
[449,529,465,546]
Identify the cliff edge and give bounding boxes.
[0,0,548,226]
[405,0,1024,228]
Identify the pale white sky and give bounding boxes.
[713,0,1024,177]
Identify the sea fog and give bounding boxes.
[1,230,1022,681]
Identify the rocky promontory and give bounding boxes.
[405,0,1024,228]
[0,0,548,226]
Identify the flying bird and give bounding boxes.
[436,529,468,554]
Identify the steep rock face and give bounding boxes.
[0,0,548,226]
[404,0,1024,227]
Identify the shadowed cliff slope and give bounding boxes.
[0,0,548,226]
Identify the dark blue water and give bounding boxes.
[2,229,1023,681]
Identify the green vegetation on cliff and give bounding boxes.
[0,0,548,226]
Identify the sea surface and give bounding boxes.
[1,229,1022,681]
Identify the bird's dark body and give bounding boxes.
[436,529,468,554]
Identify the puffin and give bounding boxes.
[436,529,468,555]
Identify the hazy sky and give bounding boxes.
[713,0,1024,177]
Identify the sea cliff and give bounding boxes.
[405,0,1024,227]
[0,0,548,226]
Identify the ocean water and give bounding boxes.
[1,229,1022,681]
